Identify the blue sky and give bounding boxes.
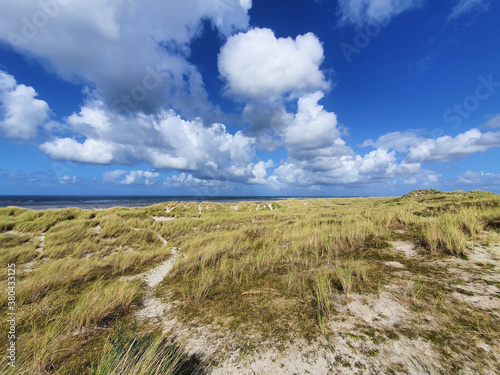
[0,0,499,196]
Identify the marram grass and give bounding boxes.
[0,189,499,373]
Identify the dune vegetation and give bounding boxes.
[1,189,500,374]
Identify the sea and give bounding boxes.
[0,195,331,210]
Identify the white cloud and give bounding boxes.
[284,91,352,162]
[363,127,500,165]
[271,149,426,188]
[165,172,227,188]
[365,127,500,165]
[122,170,160,185]
[102,170,127,182]
[242,90,351,159]
[337,0,423,27]
[362,131,425,152]
[265,92,428,188]
[448,0,489,21]
[239,0,252,11]
[485,114,500,128]
[403,170,439,186]
[247,160,274,184]
[0,71,50,139]
[103,169,160,185]
[40,138,115,164]
[60,174,77,184]
[242,91,357,180]
[0,0,251,114]
[406,128,500,163]
[285,92,338,150]
[218,28,329,101]
[234,90,430,189]
[458,170,500,189]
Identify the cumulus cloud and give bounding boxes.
[247,160,273,184]
[337,0,423,26]
[0,71,50,139]
[39,97,276,185]
[271,149,426,187]
[103,170,160,185]
[363,127,500,165]
[405,128,500,163]
[261,91,428,188]
[284,91,352,162]
[448,0,490,21]
[41,138,115,164]
[242,90,348,155]
[218,28,329,101]
[0,0,251,115]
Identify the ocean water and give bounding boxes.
[0,195,319,210]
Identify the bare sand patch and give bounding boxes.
[452,293,500,311]
[384,261,405,268]
[152,216,176,222]
[389,241,418,258]
[37,233,45,254]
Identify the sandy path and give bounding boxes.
[23,233,46,274]
[156,233,168,246]
[143,248,179,288]
[134,247,182,322]
[36,233,45,254]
